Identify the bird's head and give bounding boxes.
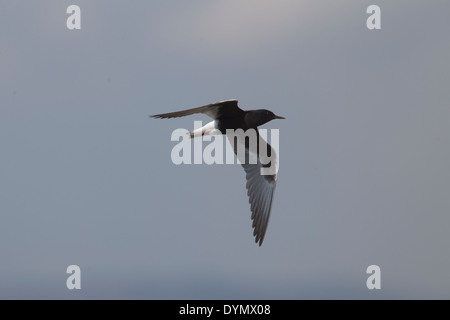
[249,109,285,127]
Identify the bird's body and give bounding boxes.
[151,99,284,246]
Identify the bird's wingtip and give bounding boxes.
[255,235,264,246]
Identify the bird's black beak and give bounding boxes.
[274,115,285,119]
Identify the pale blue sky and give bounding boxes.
[1,1,449,299]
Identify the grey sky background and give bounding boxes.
[1,1,449,299]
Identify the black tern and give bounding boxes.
[151,99,284,246]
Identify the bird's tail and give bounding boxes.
[187,120,220,139]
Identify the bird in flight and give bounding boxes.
[150,99,284,246]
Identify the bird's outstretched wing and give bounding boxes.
[150,99,244,120]
[227,129,278,246]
